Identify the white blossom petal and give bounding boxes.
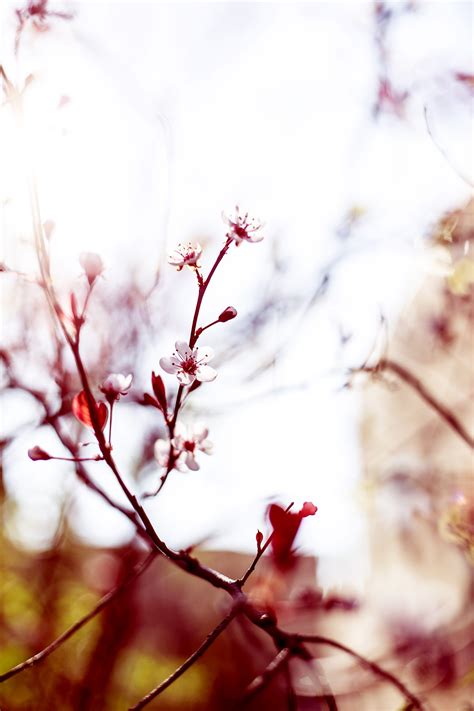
[175,341,193,359]
[196,365,217,382]
[185,452,200,471]
[177,370,195,386]
[160,357,179,374]
[194,346,214,364]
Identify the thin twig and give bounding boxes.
[424,105,473,188]
[0,552,157,683]
[238,502,294,587]
[296,633,424,710]
[241,647,292,703]
[129,606,238,710]
[357,358,474,449]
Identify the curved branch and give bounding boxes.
[358,358,474,449]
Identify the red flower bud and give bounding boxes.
[28,446,51,461]
[300,501,318,518]
[218,306,237,322]
[256,529,264,551]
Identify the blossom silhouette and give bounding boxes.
[223,206,264,245]
[160,341,217,386]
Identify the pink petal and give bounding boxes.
[185,452,200,471]
[196,365,217,382]
[177,370,195,386]
[160,357,179,374]
[175,341,192,359]
[195,346,214,364]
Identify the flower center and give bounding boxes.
[180,357,197,374]
[183,441,195,452]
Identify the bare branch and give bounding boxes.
[296,633,425,710]
[129,606,238,710]
[356,358,474,450]
[241,647,292,704]
[0,552,157,684]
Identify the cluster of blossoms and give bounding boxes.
[155,207,263,478]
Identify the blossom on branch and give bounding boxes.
[168,242,202,271]
[79,252,104,285]
[100,373,133,402]
[172,423,213,471]
[160,341,217,386]
[223,206,264,245]
[154,439,187,472]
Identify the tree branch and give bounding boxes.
[296,633,424,710]
[357,358,474,449]
[129,606,239,710]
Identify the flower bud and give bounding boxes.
[79,252,104,285]
[256,529,264,551]
[28,446,52,461]
[218,306,237,322]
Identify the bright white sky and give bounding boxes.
[0,1,472,589]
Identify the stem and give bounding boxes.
[108,401,114,447]
[238,502,294,587]
[129,607,238,710]
[242,648,292,703]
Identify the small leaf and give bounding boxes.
[72,390,108,431]
[142,393,161,409]
[151,372,167,412]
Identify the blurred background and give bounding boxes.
[0,1,473,709]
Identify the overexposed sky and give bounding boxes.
[1,1,472,588]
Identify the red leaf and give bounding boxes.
[151,372,167,412]
[268,501,318,567]
[142,393,161,409]
[72,390,108,431]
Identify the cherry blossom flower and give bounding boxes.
[172,423,213,471]
[154,423,213,472]
[168,242,202,271]
[160,341,217,386]
[79,252,104,285]
[154,439,187,473]
[223,206,264,245]
[100,373,133,402]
